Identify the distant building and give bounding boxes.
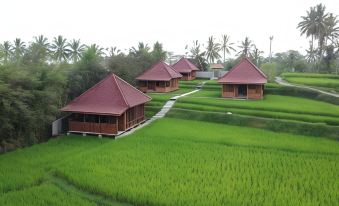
[172,57,199,81]
[136,61,182,93]
[210,63,224,78]
[61,74,151,136]
[218,58,267,99]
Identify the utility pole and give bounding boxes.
[269,36,273,62]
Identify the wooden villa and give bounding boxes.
[172,57,199,81]
[61,74,151,136]
[218,58,267,99]
[136,61,182,93]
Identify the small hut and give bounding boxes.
[172,57,199,81]
[61,74,151,136]
[210,63,224,78]
[218,58,267,99]
[136,61,182,93]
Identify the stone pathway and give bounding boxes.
[116,87,202,138]
[275,77,339,98]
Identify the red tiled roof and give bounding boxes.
[136,61,182,81]
[61,74,151,115]
[218,58,267,84]
[210,63,224,69]
[172,57,199,73]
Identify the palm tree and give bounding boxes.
[32,35,50,63]
[251,46,264,66]
[151,41,167,61]
[107,46,121,57]
[220,34,235,64]
[87,44,105,57]
[0,41,13,64]
[13,38,26,62]
[51,35,70,62]
[305,42,317,63]
[130,42,150,57]
[297,6,317,51]
[314,4,328,58]
[205,36,221,63]
[68,39,85,62]
[324,13,339,45]
[189,40,207,70]
[237,37,253,57]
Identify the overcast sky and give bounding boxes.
[1,0,338,58]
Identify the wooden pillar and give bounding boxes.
[246,85,249,99]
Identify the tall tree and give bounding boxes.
[87,44,105,57]
[220,34,235,65]
[130,42,150,57]
[68,39,85,62]
[298,6,317,53]
[269,36,274,62]
[237,37,253,57]
[13,38,26,63]
[151,41,167,61]
[251,46,264,66]
[107,46,121,57]
[0,41,13,64]
[51,35,70,62]
[189,40,207,70]
[205,36,221,63]
[31,35,50,63]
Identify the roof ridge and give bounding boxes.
[162,61,173,77]
[63,75,112,106]
[245,58,267,78]
[115,74,152,102]
[112,74,129,107]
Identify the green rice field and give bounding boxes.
[0,118,338,206]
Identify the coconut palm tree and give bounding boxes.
[297,6,317,51]
[31,35,50,63]
[324,13,339,44]
[107,46,121,57]
[51,35,70,62]
[305,42,317,63]
[237,37,253,57]
[68,39,85,62]
[0,41,13,64]
[189,40,207,70]
[87,44,105,57]
[205,36,221,63]
[13,38,26,62]
[130,42,150,57]
[251,46,264,66]
[220,34,235,64]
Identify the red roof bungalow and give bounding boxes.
[136,61,182,93]
[172,57,199,81]
[218,58,267,99]
[61,74,151,136]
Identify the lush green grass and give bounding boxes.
[1,118,337,205]
[174,94,339,125]
[282,72,339,92]
[282,72,339,79]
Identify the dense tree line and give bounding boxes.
[0,36,166,152]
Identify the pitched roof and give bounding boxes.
[136,61,182,81]
[218,58,267,84]
[210,63,224,69]
[172,57,199,73]
[61,74,151,115]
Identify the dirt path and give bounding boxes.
[275,77,339,98]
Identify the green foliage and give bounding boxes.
[1,119,338,205]
[261,62,277,82]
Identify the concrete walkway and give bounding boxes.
[275,77,339,98]
[116,88,201,138]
